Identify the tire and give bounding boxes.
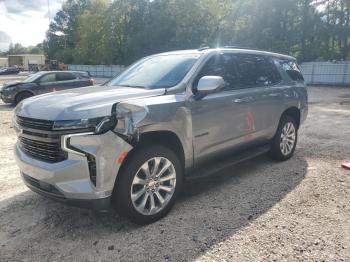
[15,92,33,105]
[269,115,298,161]
[112,145,183,224]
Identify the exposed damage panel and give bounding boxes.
[68,131,133,194]
[112,101,150,142]
[111,94,194,170]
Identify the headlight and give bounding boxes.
[53,116,117,134]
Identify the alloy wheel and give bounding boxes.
[280,122,296,156]
[130,157,176,215]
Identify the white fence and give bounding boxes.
[68,62,350,86]
[67,64,125,77]
[300,61,350,86]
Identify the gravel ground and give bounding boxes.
[0,77,349,261]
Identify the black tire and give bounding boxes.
[269,115,298,161]
[15,92,33,105]
[112,145,183,224]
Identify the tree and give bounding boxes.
[5,43,44,55]
[45,0,91,63]
[44,0,350,64]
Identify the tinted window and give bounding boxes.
[38,73,56,83]
[235,55,281,88]
[77,72,91,78]
[280,60,304,82]
[194,53,238,91]
[56,72,76,81]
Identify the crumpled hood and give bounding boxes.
[1,81,21,90]
[15,85,165,120]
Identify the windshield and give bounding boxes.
[22,72,44,83]
[107,54,200,89]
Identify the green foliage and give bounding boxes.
[44,0,350,64]
[0,43,44,56]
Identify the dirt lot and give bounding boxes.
[0,77,349,261]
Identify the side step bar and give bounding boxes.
[187,144,271,179]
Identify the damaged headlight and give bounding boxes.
[111,102,149,140]
[53,116,117,134]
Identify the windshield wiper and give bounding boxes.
[118,84,146,89]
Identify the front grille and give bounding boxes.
[16,116,54,131]
[19,136,67,162]
[16,116,66,163]
[16,116,92,163]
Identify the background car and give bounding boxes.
[0,67,20,75]
[0,71,95,105]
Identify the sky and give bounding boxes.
[0,0,64,51]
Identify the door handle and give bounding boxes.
[233,97,253,104]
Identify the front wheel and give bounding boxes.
[112,145,183,224]
[15,92,33,105]
[269,116,298,161]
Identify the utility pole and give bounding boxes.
[47,0,51,25]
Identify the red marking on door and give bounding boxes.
[244,111,256,141]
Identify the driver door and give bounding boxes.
[36,73,58,94]
[190,53,249,166]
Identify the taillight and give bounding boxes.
[89,79,95,85]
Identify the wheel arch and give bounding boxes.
[15,90,35,103]
[115,130,186,188]
[137,131,186,171]
[280,107,301,129]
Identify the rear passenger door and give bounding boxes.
[232,54,285,142]
[55,72,79,90]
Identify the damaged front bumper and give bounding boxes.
[15,131,133,210]
[0,90,14,103]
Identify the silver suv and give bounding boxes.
[14,48,308,224]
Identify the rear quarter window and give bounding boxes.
[280,60,304,82]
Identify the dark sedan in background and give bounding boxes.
[0,71,95,105]
[0,67,20,75]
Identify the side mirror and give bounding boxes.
[196,76,225,97]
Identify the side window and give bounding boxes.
[280,60,304,82]
[56,72,76,81]
[38,73,56,83]
[235,55,281,88]
[193,54,238,91]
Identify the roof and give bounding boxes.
[41,70,88,74]
[156,47,295,60]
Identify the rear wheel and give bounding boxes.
[269,116,298,161]
[15,92,33,105]
[112,145,183,224]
